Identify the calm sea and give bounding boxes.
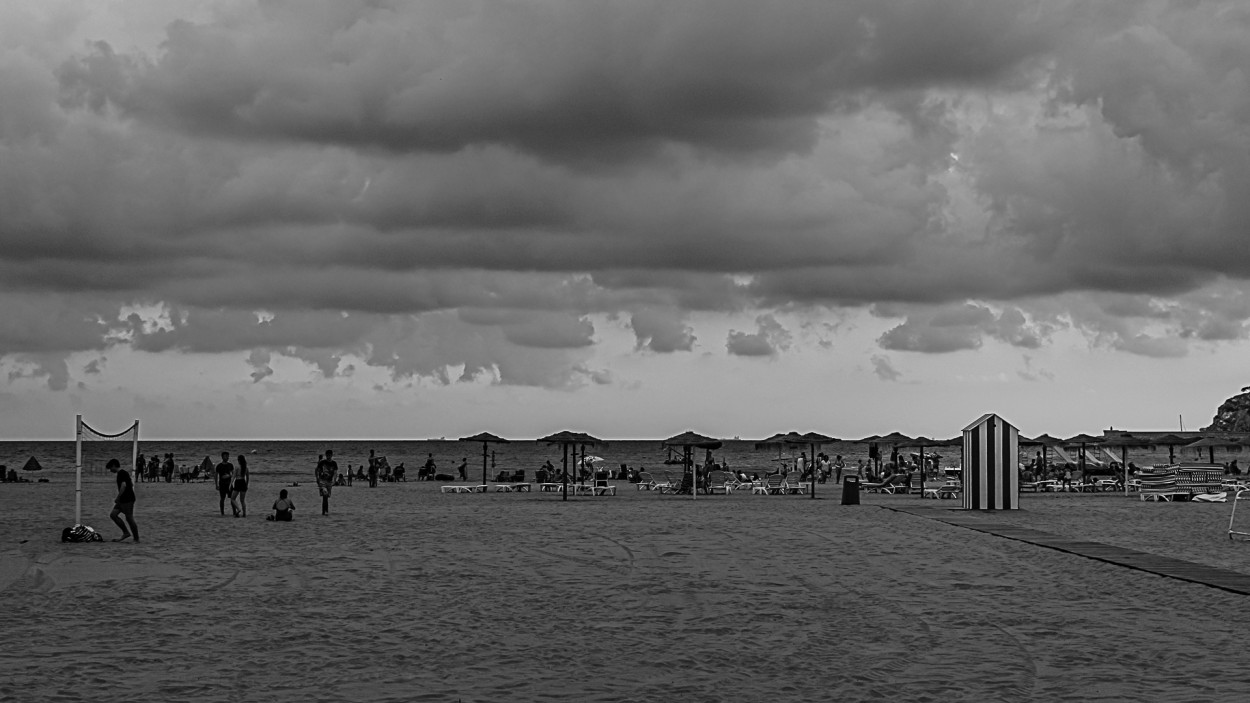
[0,438,1233,480]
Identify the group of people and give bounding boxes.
[132,453,178,483]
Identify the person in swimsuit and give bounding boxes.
[229,454,250,517]
[315,450,338,515]
[215,452,234,516]
[267,489,294,522]
[107,458,139,542]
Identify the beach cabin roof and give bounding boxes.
[963,413,1016,433]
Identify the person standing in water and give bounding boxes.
[229,454,250,517]
[215,452,234,516]
[107,458,139,542]
[316,450,338,515]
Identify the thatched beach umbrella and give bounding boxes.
[905,436,936,483]
[874,432,914,473]
[790,432,839,499]
[662,431,723,501]
[459,432,511,487]
[1064,433,1105,476]
[1020,434,1065,476]
[1100,432,1146,495]
[1181,435,1234,464]
[756,432,803,453]
[537,431,603,501]
[1151,434,1190,465]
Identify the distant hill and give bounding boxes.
[1203,387,1250,432]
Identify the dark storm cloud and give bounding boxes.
[56,1,1057,160]
[3,0,1250,384]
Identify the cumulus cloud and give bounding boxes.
[871,354,903,382]
[246,349,274,383]
[630,309,695,353]
[726,315,792,357]
[876,302,1050,354]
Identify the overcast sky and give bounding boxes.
[2,1,1249,440]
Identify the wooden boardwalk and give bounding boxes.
[893,506,1250,596]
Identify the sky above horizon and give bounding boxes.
[2,1,1249,440]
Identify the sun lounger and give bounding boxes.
[1138,467,1187,501]
[1176,464,1226,496]
[764,474,785,495]
[441,485,476,494]
[635,471,659,490]
[783,474,808,495]
[706,471,732,495]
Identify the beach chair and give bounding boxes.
[636,471,657,490]
[783,473,808,495]
[765,474,786,495]
[706,471,732,494]
[1229,489,1250,539]
[655,471,682,494]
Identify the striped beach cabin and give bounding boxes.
[962,413,1020,510]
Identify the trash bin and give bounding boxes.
[841,475,860,505]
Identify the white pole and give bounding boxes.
[75,414,82,525]
[132,420,140,482]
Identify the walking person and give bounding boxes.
[229,454,250,517]
[457,458,468,482]
[316,450,338,515]
[107,458,139,542]
[215,452,234,516]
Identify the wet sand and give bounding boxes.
[3,477,1250,702]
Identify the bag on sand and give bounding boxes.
[61,524,104,543]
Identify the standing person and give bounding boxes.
[834,455,845,484]
[215,452,234,516]
[230,454,250,518]
[316,450,338,515]
[367,450,379,488]
[457,458,468,482]
[107,458,139,542]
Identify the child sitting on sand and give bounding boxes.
[267,489,295,522]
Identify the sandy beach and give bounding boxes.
[4,477,1250,702]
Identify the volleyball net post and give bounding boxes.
[74,415,140,525]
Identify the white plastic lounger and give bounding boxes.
[1229,489,1250,539]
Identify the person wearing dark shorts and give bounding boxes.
[315,450,338,515]
[215,452,234,516]
[229,454,250,517]
[107,458,139,542]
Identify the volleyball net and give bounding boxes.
[74,415,139,524]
